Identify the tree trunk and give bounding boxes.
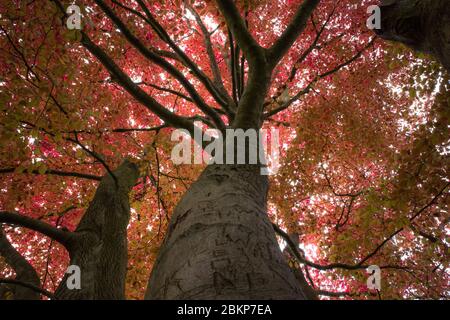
[55,159,139,299]
[376,0,450,71]
[0,228,41,300]
[145,164,306,299]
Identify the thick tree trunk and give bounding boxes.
[55,160,139,299]
[376,0,450,71]
[145,164,306,299]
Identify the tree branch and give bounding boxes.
[0,167,102,181]
[215,0,263,62]
[186,3,234,110]
[410,224,438,243]
[273,181,449,273]
[134,0,232,112]
[51,0,199,134]
[358,181,450,266]
[93,0,225,130]
[72,132,118,186]
[112,124,168,133]
[187,3,224,88]
[81,33,198,131]
[265,4,339,108]
[0,279,55,300]
[0,211,73,248]
[135,81,193,103]
[264,38,375,118]
[267,0,321,66]
[0,228,41,299]
[272,223,406,271]
[228,28,239,105]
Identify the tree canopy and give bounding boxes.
[0,0,448,299]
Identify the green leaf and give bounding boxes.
[38,164,47,175]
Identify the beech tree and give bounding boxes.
[0,0,448,300]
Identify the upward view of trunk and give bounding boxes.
[145,164,306,299]
[142,0,320,299]
[54,160,139,299]
[376,0,450,71]
[2,0,379,300]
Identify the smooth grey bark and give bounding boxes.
[376,0,450,71]
[54,160,139,299]
[144,0,319,299]
[145,164,306,299]
[0,228,41,300]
